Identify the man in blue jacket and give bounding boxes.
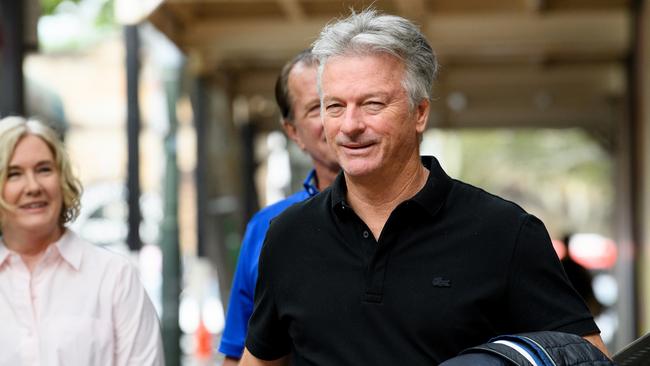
[218,49,339,365]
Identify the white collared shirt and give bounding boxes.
[0,230,164,366]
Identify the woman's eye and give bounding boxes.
[6,171,20,179]
[36,165,55,175]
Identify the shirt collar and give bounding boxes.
[303,169,320,197]
[0,240,9,267]
[410,156,453,217]
[0,229,82,270]
[331,170,348,213]
[331,156,453,218]
[53,229,82,271]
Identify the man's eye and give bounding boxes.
[307,105,321,117]
[326,104,344,114]
[365,101,384,111]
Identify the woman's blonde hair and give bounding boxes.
[0,116,82,226]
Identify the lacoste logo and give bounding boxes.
[432,277,451,288]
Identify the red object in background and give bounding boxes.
[553,233,618,270]
[195,318,213,360]
[570,234,618,270]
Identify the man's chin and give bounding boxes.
[341,161,379,179]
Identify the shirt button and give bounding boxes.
[362,230,369,238]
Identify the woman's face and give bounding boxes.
[1,135,63,238]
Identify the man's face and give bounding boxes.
[283,62,339,173]
[320,53,429,179]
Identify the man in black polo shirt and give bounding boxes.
[241,9,608,366]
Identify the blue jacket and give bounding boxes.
[218,171,320,358]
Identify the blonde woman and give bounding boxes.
[0,116,164,365]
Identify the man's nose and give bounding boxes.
[340,106,365,135]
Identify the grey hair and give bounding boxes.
[311,8,438,110]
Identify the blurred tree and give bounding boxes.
[38,0,116,52]
[40,0,114,26]
[41,0,81,15]
[452,128,613,237]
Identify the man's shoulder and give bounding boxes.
[263,188,330,238]
[277,187,329,221]
[450,178,528,218]
[249,190,311,225]
[260,191,331,266]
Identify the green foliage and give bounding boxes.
[40,0,81,15]
[38,0,117,52]
[438,128,613,237]
[40,0,114,27]
[94,0,115,28]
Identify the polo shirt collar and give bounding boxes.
[330,170,348,213]
[410,156,453,217]
[331,155,452,218]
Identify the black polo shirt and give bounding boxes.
[246,156,598,365]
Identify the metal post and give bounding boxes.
[161,67,181,366]
[125,24,142,252]
[0,0,25,117]
[240,118,259,225]
[612,0,643,350]
[192,76,208,258]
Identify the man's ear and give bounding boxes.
[282,120,306,150]
[415,99,430,134]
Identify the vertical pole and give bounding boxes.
[125,24,142,252]
[632,0,650,340]
[161,67,181,366]
[0,0,25,117]
[613,0,644,350]
[240,119,259,225]
[192,76,208,258]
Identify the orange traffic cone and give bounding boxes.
[195,318,213,360]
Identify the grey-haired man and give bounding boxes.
[241,9,607,366]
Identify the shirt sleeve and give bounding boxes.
[113,261,165,366]
[504,214,599,336]
[219,218,264,358]
[245,226,292,361]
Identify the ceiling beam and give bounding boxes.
[277,0,305,22]
[524,0,546,13]
[431,62,624,129]
[442,63,625,95]
[425,10,629,62]
[147,4,185,48]
[394,0,427,26]
[169,10,629,67]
